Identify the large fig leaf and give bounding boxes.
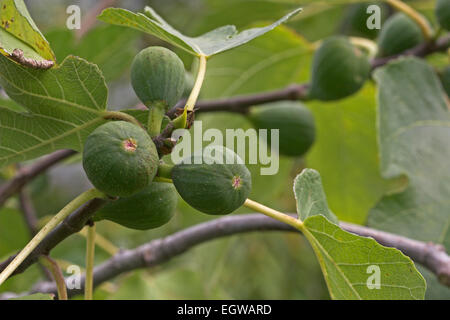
[0,54,107,167]
[368,58,450,248]
[97,6,302,57]
[368,58,450,298]
[294,169,426,300]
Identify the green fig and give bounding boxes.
[309,36,371,101]
[248,101,316,157]
[131,46,185,109]
[94,182,177,230]
[83,121,159,197]
[172,147,252,215]
[377,13,424,57]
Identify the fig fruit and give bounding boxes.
[309,36,371,101]
[83,121,159,197]
[93,182,177,230]
[248,101,316,157]
[131,46,185,109]
[436,0,450,31]
[172,147,252,215]
[377,13,423,57]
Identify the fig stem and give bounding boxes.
[349,37,378,58]
[385,0,432,41]
[148,103,166,137]
[185,54,207,112]
[84,223,96,300]
[0,189,106,287]
[243,199,303,230]
[39,256,68,300]
[157,162,174,180]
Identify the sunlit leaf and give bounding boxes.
[98,6,302,57]
[0,0,55,67]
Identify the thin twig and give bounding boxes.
[0,150,76,207]
[7,214,447,298]
[18,189,40,237]
[165,34,450,116]
[39,256,67,300]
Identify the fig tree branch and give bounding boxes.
[2,213,446,299]
[0,149,77,207]
[0,197,107,278]
[166,34,450,116]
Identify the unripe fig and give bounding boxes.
[172,147,252,215]
[309,36,371,101]
[248,101,316,157]
[131,46,185,109]
[377,13,423,57]
[93,182,177,230]
[340,3,388,39]
[436,0,450,30]
[83,121,159,197]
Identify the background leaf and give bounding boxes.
[45,25,140,82]
[98,6,302,57]
[368,58,449,247]
[306,85,389,224]
[368,57,450,298]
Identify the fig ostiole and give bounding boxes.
[82,121,159,197]
[93,182,178,230]
[309,36,371,101]
[171,147,252,215]
[248,101,316,157]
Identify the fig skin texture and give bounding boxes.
[93,182,178,230]
[309,36,371,101]
[249,101,316,157]
[83,121,159,197]
[172,147,252,215]
[377,13,423,57]
[131,46,185,109]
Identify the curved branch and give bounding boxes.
[0,150,76,207]
[7,214,447,299]
[166,34,450,116]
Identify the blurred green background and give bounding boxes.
[0,0,447,300]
